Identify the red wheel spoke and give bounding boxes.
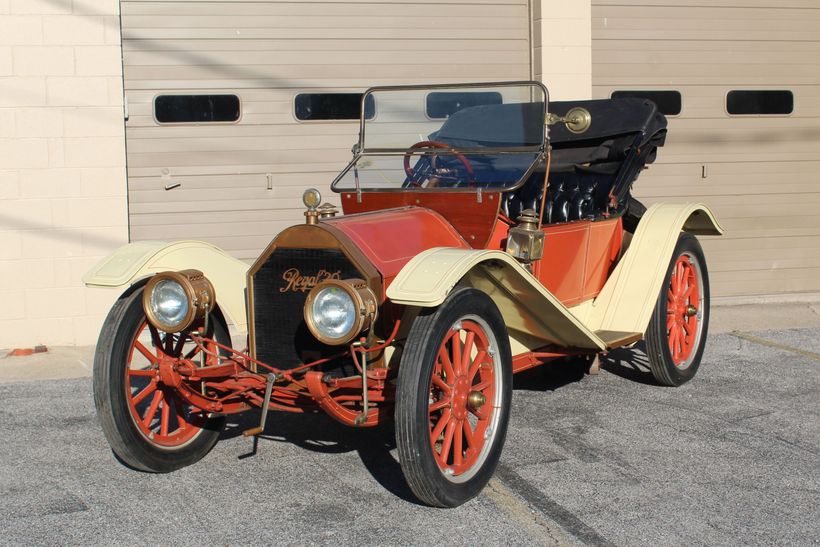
[462,420,475,449]
[454,422,463,467]
[142,390,163,428]
[160,394,170,436]
[128,368,156,377]
[429,397,450,414]
[131,379,157,406]
[472,380,491,392]
[430,409,451,443]
[677,262,686,291]
[147,323,164,352]
[438,346,455,381]
[467,350,487,382]
[173,396,188,432]
[671,329,682,362]
[469,406,488,421]
[431,374,451,394]
[451,331,463,376]
[461,332,475,374]
[439,420,457,465]
[133,341,159,365]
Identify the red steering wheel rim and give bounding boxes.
[403,140,475,187]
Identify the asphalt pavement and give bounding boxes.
[0,320,818,545]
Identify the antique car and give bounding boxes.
[84,81,722,508]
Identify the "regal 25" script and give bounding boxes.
[280,268,342,293]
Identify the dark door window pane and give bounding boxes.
[154,94,240,123]
[294,93,375,121]
[426,91,503,119]
[611,90,682,116]
[726,90,793,115]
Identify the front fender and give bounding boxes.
[387,247,607,352]
[83,240,249,334]
[588,202,722,335]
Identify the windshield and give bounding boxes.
[331,82,548,192]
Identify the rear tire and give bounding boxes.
[93,285,229,472]
[645,233,710,386]
[395,288,512,507]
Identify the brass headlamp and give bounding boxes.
[304,278,377,345]
[143,269,215,333]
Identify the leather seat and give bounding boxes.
[502,171,607,223]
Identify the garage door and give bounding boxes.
[592,1,820,297]
[121,0,532,260]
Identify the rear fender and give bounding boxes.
[83,240,249,334]
[386,248,607,352]
[588,203,722,334]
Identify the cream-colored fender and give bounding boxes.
[587,203,723,335]
[387,248,608,352]
[83,240,249,333]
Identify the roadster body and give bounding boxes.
[85,82,722,507]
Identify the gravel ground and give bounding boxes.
[0,328,817,546]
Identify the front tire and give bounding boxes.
[93,285,229,472]
[396,288,512,507]
[645,233,710,386]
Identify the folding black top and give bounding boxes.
[548,98,667,147]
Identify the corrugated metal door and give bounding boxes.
[592,1,820,297]
[121,0,532,260]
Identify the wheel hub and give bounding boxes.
[468,391,486,410]
[158,357,182,388]
[451,376,471,421]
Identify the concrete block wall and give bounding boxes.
[534,0,592,100]
[0,0,128,348]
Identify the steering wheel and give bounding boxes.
[403,140,475,187]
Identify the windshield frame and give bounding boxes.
[330,81,549,194]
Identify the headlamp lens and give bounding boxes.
[310,286,356,341]
[149,278,189,329]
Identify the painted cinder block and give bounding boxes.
[0,138,50,168]
[43,15,106,45]
[12,46,75,76]
[63,136,125,168]
[75,46,122,77]
[63,106,123,137]
[0,16,43,45]
[0,77,47,107]
[10,0,71,15]
[14,108,64,138]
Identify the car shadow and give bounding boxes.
[221,411,420,504]
[512,357,588,391]
[598,341,658,385]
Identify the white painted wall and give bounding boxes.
[534,0,592,100]
[0,0,128,348]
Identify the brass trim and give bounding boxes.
[143,269,215,333]
[303,278,377,346]
[565,107,592,134]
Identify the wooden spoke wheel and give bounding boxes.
[646,233,710,386]
[396,288,512,507]
[93,284,229,472]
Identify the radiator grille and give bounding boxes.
[251,248,362,370]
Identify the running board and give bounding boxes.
[595,330,643,350]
